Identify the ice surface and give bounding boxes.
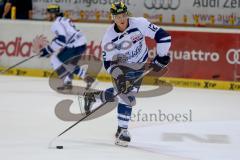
[0,75,239,160]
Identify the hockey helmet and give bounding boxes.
[110,2,128,15]
[47,4,60,14]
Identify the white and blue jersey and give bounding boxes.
[44,16,87,55]
[101,17,171,75]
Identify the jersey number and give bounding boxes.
[148,23,158,32]
[102,51,107,61]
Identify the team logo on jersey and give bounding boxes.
[104,40,132,52]
[125,41,143,59]
[131,34,143,44]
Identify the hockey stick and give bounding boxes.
[0,55,39,74]
[0,35,48,75]
[48,67,162,148]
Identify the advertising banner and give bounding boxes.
[0,20,240,81]
[32,0,240,26]
[146,30,240,81]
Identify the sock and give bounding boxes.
[73,66,86,79]
[100,88,115,102]
[117,103,132,129]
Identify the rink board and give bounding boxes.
[0,20,240,81]
[0,66,239,91]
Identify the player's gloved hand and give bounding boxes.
[39,48,51,58]
[150,55,170,72]
[84,75,95,89]
[116,74,127,93]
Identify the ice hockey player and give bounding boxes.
[38,4,94,90]
[83,1,171,147]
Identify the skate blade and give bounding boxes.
[115,139,129,147]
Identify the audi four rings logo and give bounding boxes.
[144,0,181,10]
[226,49,240,64]
[104,41,132,52]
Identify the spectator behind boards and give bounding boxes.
[13,0,32,19]
[0,0,13,19]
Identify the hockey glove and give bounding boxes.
[39,48,51,58]
[84,75,95,89]
[32,35,49,54]
[150,55,170,72]
[115,74,127,93]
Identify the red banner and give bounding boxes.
[1,30,240,81]
[146,31,240,81]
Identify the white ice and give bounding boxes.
[0,75,239,160]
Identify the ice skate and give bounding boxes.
[83,91,100,114]
[115,127,131,147]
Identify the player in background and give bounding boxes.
[83,1,171,147]
[39,4,94,90]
